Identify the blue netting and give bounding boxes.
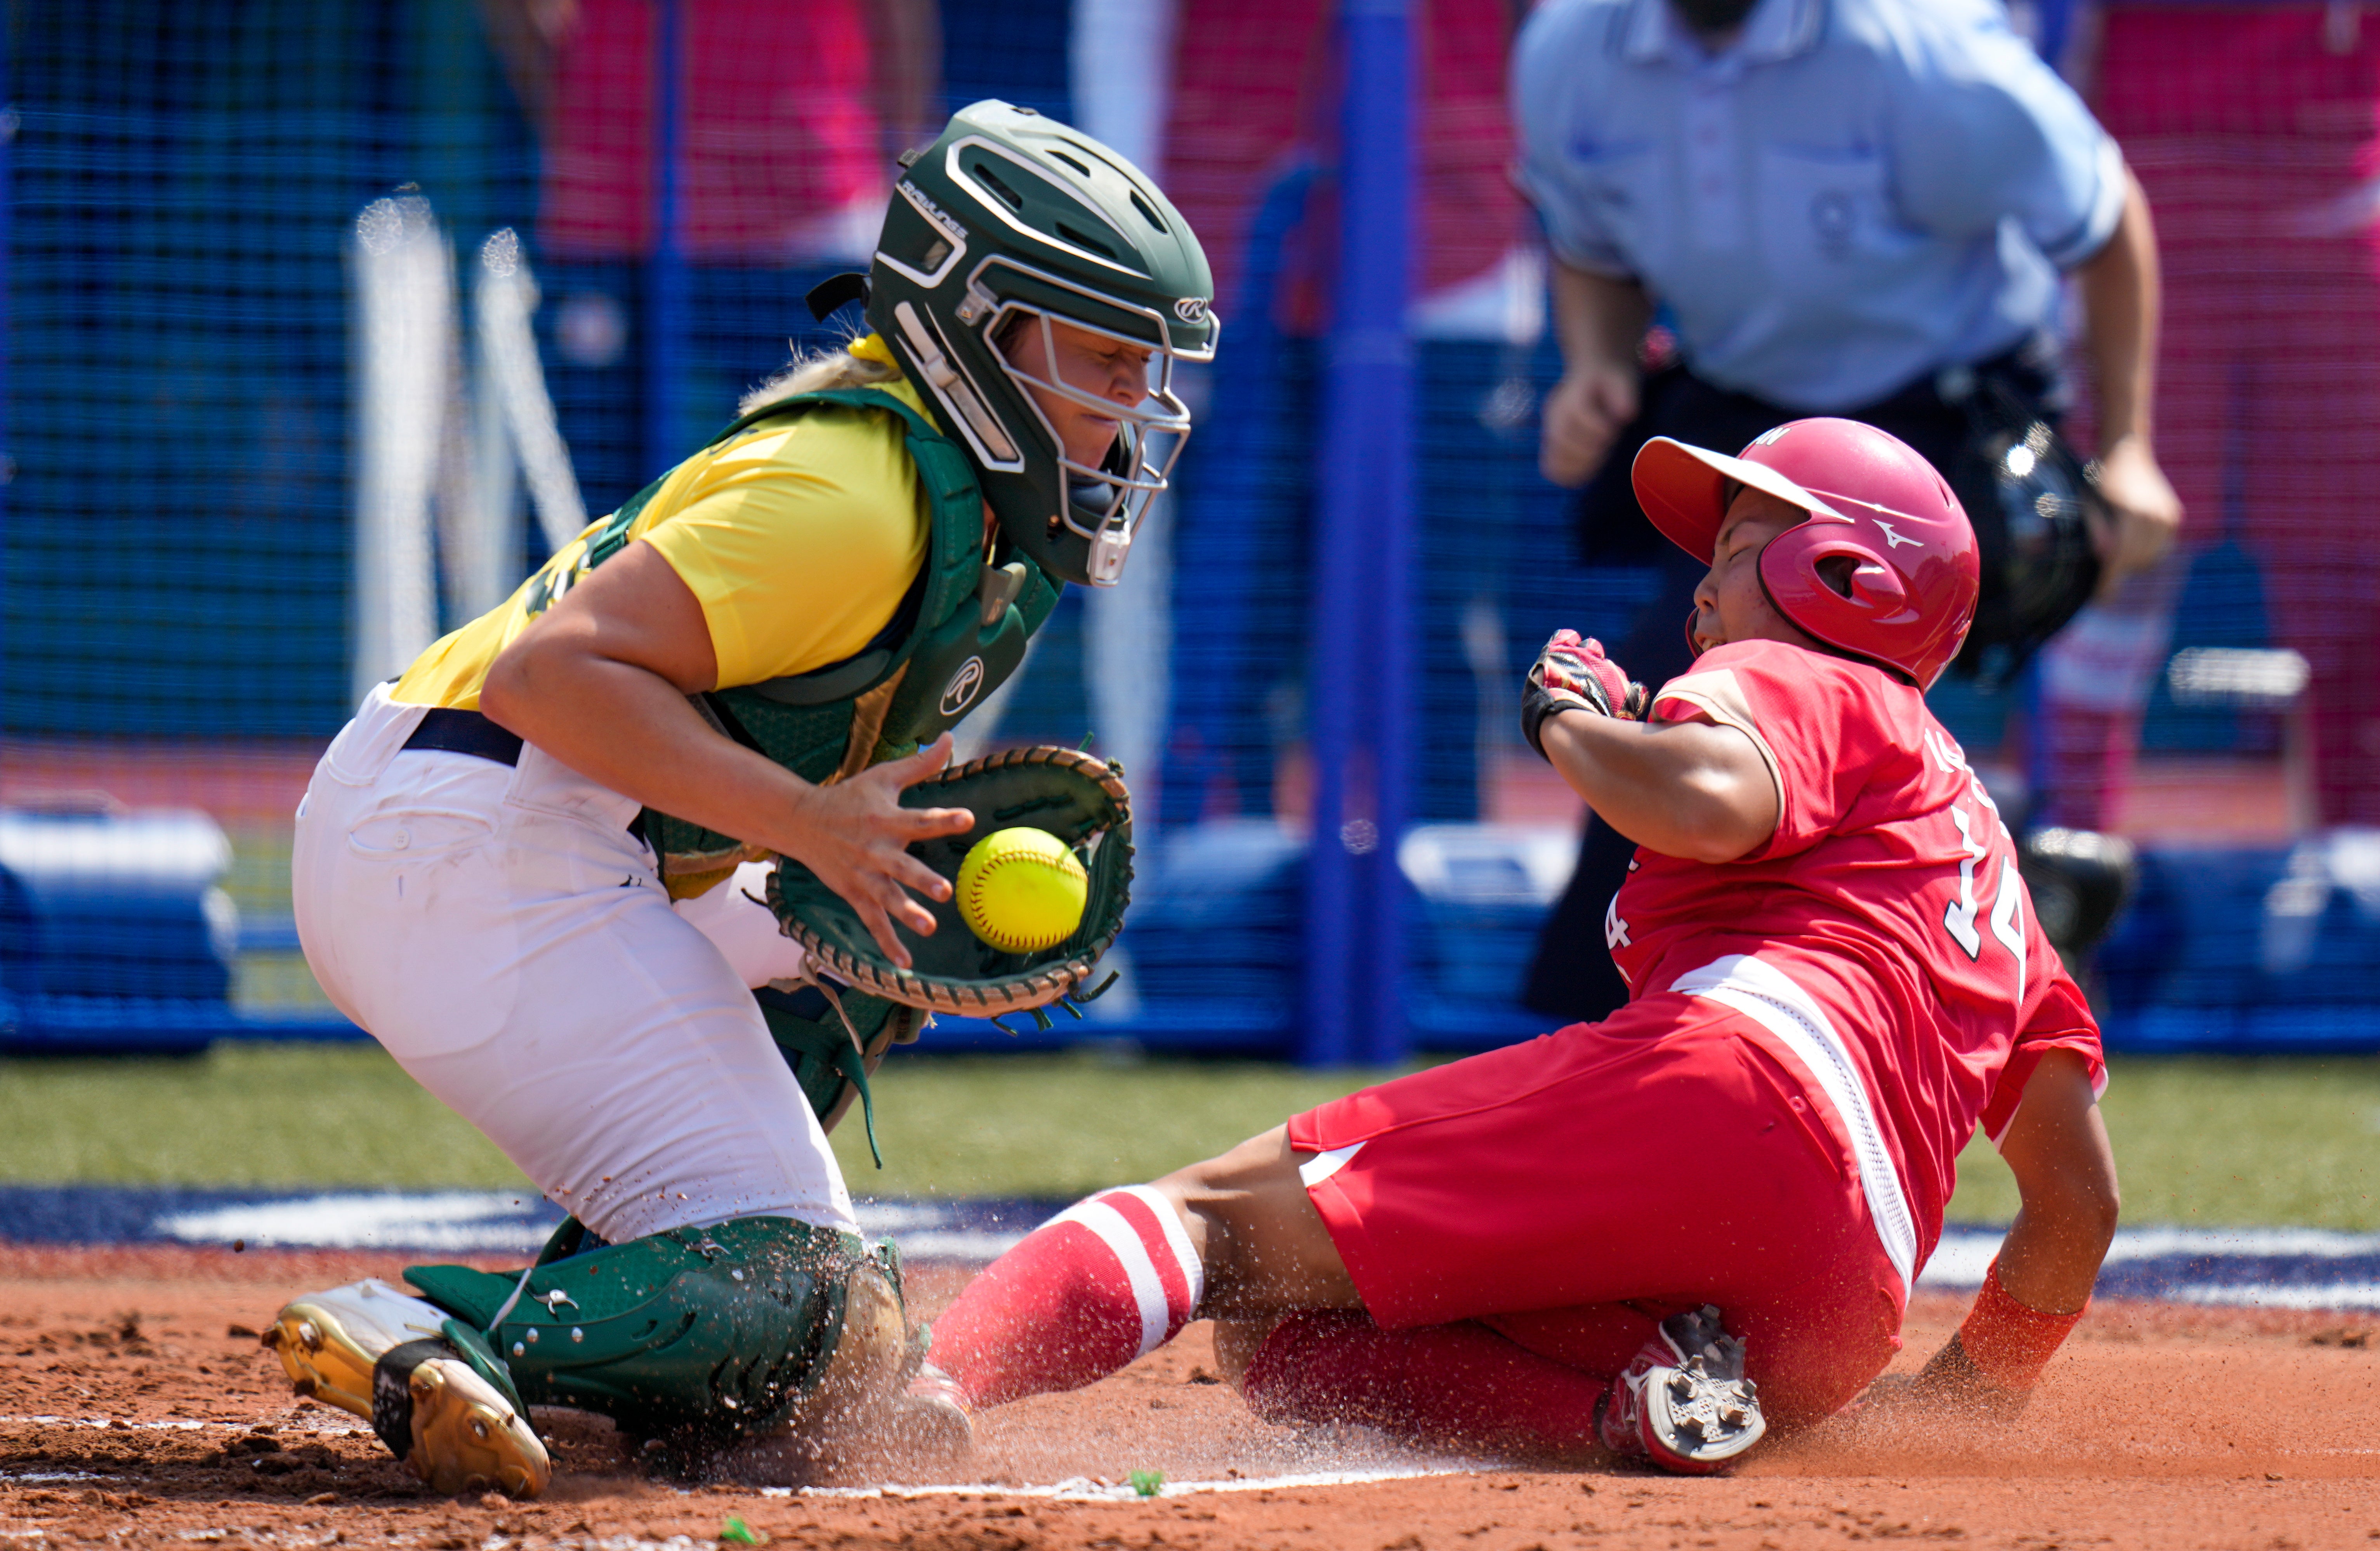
[5,0,534,737]
[1,0,2363,1056]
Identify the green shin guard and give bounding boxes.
[403,1217,909,1450]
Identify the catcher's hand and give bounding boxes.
[781,734,976,968]
[1520,629,1649,760]
[768,746,1132,1025]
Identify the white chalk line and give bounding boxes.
[1921,1225,2380,1311]
[1,1414,1482,1502]
[2,1416,221,1431]
[0,1415,370,1436]
[774,1462,1479,1503]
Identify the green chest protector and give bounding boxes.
[570,385,1062,1152]
[569,385,1062,886]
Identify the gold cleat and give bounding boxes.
[264,1278,446,1419]
[388,1351,552,1498]
[263,1279,550,1498]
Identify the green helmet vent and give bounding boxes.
[949,137,1145,279]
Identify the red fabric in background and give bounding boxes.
[538,0,878,260]
[1162,0,1526,319]
[2052,6,2380,824]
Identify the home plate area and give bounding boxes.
[3,1190,2377,1549]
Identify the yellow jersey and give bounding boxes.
[394,356,937,710]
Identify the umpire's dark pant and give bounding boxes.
[1519,345,2060,1024]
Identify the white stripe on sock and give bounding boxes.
[1111,1183,1205,1321]
[1050,1194,1171,1357]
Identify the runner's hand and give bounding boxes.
[1521,630,1649,760]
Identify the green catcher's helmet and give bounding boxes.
[865,100,1218,587]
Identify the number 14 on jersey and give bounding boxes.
[1927,731,2027,1002]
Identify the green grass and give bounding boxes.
[0,1043,524,1190]
[825,1051,1397,1198]
[4,1044,2378,1228]
[1944,1054,2380,1229]
[0,1044,1390,1200]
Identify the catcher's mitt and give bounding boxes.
[767,745,1132,1029]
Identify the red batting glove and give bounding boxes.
[1520,629,1649,761]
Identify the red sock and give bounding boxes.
[1242,1310,1612,1460]
[927,1186,1205,1409]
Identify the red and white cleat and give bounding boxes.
[1597,1305,1767,1474]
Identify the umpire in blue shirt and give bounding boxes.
[1515,0,2181,1021]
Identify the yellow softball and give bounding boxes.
[955,827,1088,954]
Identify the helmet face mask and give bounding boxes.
[986,295,1197,586]
[866,101,1218,588]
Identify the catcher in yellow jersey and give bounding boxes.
[261,102,1214,1494]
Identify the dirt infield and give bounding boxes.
[5,1244,2378,1549]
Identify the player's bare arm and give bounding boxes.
[1910,1049,2119,1414]
[2074,165,2182,583]
[1538,714,1778,864]
[479,540,973,968]
[1989,1050,2123,1312]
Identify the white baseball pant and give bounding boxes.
[291,684,856,1244]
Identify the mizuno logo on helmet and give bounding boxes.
[1173,297,1210,324]
[1875,520,1920,549]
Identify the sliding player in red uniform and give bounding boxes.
[906,420,2122,1473]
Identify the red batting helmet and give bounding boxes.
[1631,418,1980,690]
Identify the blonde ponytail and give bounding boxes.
[738,346,900,416]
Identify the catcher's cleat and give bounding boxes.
[372,1338,551,1498]
[264,1278,448,1420]
[264,1279,550,1497]
[887,1362,975,1463]
[1597,1305,1767,1475]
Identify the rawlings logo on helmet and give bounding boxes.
[901,182,969,245]
[1173,297,1210,324]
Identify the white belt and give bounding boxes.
[1670,954,1917,1297]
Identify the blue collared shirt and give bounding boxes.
[1512,0,2126,410]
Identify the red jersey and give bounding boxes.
[1605,640,2104,1284]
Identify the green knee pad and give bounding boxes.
[403,1216,908,1446]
